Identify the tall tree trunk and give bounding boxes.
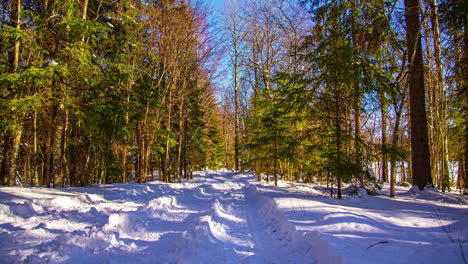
[12,0,21,70]
[163,87,173,183]
[404,0,433,190]
[44,103,58,188]
[234,51,240,171]
[1,135,12,185]
[228,4,241,172]
[459,158,464,195]
[351,2,362,184]
[462,0,468,195]
[3,130,22,187]
[380,93,388,183]
[54,106,66,187]
[33,111,39,185]
[335,89,342,199]
[222,104,230,169]
[401,161,407,182]
[137,125,142,183]
[429,0,450,192]
[122,56,137,183]
[274,131,278,187]
[390,101,404,198]
[184,114,189,179]
[177,107,183,183]
[136,122,147,184]
[354,86,362,183]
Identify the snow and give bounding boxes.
[0,171,467,264]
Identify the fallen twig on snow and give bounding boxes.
[367,241,389,249]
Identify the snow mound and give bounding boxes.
[358,188,368,197]
[0,201,40,219]
[103,213,134,234]
[405,186,467,204]
[343,185,368,198]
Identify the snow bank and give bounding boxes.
[266,182,468,264]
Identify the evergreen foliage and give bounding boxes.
[0,0,223,186]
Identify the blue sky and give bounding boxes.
[206,0,226,9]
[200,0,231,103]
[204,0,227,20]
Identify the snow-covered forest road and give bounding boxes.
[0,171,467,264]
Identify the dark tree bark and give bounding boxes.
[404,0,433,190]
[463,0,468,195]
[44,103,59,188]
[335,89,342,199]
[1,135,12,185]
[380,95,388,183]
[274,131,278,187]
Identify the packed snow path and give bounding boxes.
[1,170,467,264]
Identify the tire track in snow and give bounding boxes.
[174,182,255,263]
[243,186,317,264]
[175,173,324,264]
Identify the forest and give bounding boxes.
[0,1,468,262]
[0,0,467,198]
